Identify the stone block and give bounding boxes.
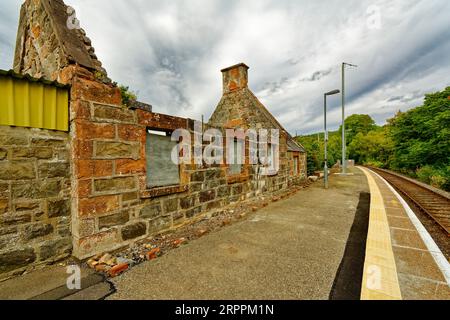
[232,184,243,195]
[190,183,203,192]
[79,195,120,216]
[74,139,93,159]
[95,141,139,159]
[0,226,17,237]
[10,181,61,199]
[0,199,8,214]
[98,210,130,229]
[1,213,32,226]
[94,177,136,193]
[48,199,71,218]
[199,190,216,203]
[0,148,7,160]
[38,162,70,178]
[31,138,66,147]
[163,198,178,213]
[121,222,147,241]
[148,216,171,234]
[122,191,138,202]
[71,100,91,120]
[191,171,204,182]
[93,104,135,123]
[39,238,72,261]
[14,201,40,212]
[22,223,53,241]
[75,229,120,259]
[137,110,186,129]
[72,78,122,106]
[217,186,230,197]
[186,206,202,218]
[77,160,113,179]
[117,124,144,141]
[140,203,162,220]
[0,135,28,146]
[0,248,36,273]
[77,179,92,198]
[76,121,115,140]
[180,196,195,210]
[115,159,145,175]
[0,161,35,180]
[11,147,53,159]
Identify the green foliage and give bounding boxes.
[416,165,450,190]
[339,114,377,145]
[348,127,394,167]
[119,85,137,107]
[297,87,450,191]
[416,165,435,184]
[388,87,450,171]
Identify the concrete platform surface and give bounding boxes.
[108,168,370,300]
[0,264,98,300]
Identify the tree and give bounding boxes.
[348,127,394,167]
[339,114,377,145]
[388,87,450,171]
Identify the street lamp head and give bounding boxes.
[343,62,358,68]
[325,89,340,96]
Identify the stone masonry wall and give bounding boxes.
[0,126,72,278]
[69,67,305,259]
[6,0,308,271]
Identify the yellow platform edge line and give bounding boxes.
[358,166,402,300]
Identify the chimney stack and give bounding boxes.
[221,63,249,94]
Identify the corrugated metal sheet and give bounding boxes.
[0,70,69,131]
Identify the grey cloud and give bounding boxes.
[0,0,449,134]
[301,69,333,82]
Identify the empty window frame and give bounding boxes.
[293,156,299,176]
[229,138,244,175]
[146,129,180,188]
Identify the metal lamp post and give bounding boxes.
[324,89,340,189]
[341,62,357,174]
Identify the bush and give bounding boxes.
[430,175,447,190]
[364,160,384,168]
[119,85,137,107]
[416,166,435,184]
[416,166,450,191]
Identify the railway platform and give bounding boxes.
[359,167,450,300]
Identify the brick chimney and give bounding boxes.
[221,63,249,94]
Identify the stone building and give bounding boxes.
[0,0,306,278]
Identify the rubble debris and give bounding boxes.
[172,238,187,248]
[108,263,129,277]
[146,248,161,260]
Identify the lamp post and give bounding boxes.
[324,89,340,189]
[341,62,357,174]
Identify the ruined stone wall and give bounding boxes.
[68,67,304,259]
[0,126,72,278]
[14,0,66,80]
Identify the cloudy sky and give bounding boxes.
[1,0,449,135]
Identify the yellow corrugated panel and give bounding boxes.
[0,74,69,131]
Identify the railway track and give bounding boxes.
[368,167,450,236]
